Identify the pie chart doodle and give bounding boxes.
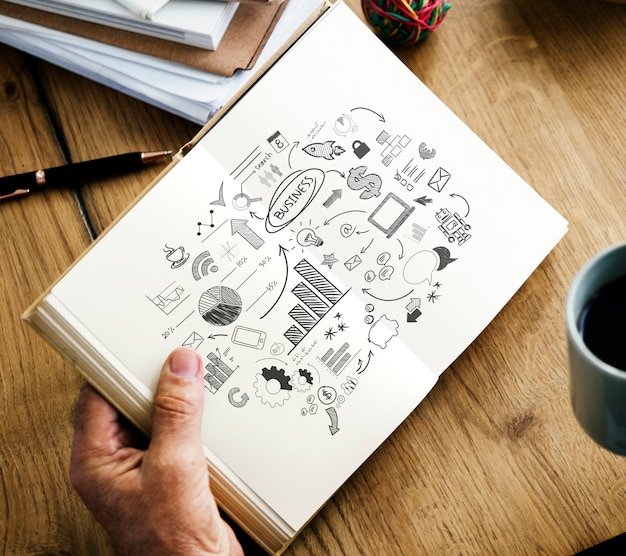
[198,286,242,326]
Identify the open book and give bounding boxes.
[3,0,239,49]
[24,2,568,553]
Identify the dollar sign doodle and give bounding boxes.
[347,166,382,199]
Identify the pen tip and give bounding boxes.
[141,150,174,164]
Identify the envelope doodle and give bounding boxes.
[427,167,451,192]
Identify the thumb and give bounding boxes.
[150,347,205,454]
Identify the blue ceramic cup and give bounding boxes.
[567,243,626,455]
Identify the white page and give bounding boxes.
[3,0,238,49]
[47,2,565,531]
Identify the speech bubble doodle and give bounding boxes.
[379,265,394,281]
[403,250,438,285]
[377,252,391,265]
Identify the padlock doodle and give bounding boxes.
[347,166,382,199]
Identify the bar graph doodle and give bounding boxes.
[283,259,346,350]
[204,351,236,394]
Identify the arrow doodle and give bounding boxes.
[326,407,340,435]
[231,219,264,249]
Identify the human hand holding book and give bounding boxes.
[70,347,244,555]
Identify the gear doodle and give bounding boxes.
[291,368,314,392]
[253,365,292,407]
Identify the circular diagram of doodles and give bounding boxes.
[198,285,242,326]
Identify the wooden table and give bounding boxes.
[1,0,625,554]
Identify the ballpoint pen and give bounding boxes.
[0,150,173,202]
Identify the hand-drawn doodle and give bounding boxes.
[148,282,189,315]
[395,161,425,191]
[231,326,266,349]
[192,251,218,280]
[428,167,451,192]
[402,250,438,285]
[231,219,265,250]
[376,131,411,166]
[303,141,345,160]
[433,246,457,270]
[419,142,436,159]
[163,244,189,268]
[320,342,352,375]
[356,351,373,374]
[340,223,356,238]
[333,114,355,136]
[318,385,337,405]
[414,196,432,206]
[266,169,325,233]
[204,352,235,394]
[322,253,339,268]
[344,254,362,271]
[284,259,344,349]
[228,387,250,408]
[292,368,315,392]
[427,290,441,303]
[267,131,289,153]
[347,166,382,199]
[379,266,394,281]
[406,298,422,322]
[409,222,429,243]
[182,331,205,350]
[403,247,456,285]
[436,208,472,245]
[368,192,415,238]
[198,286,242,326]
[341,375,358,395]
[210,182,226,206]
[326,407,340,435]
[253,366,292,407]
[296,227,323,247]
[270,342,285,356]
[368,315,399,348]
[197,212,215,236]
[232,191,262,211]
[323,189,342,208]
[258,165,284,188]
[364,270,376,282]
[352,141,370,158]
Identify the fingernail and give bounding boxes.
[169,348,201,378]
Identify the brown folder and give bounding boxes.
[0,0,287,77]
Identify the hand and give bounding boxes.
[69,347,244,556]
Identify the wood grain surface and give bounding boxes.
[1,0,625,554]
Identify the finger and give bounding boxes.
[72,381,121,454]
[150,347,205,456]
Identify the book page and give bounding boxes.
[50,1,566,532]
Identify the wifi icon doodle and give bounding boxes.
[192,251,218,280]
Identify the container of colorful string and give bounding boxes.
[362,0,451,45]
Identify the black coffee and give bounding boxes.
[578,274,626,371]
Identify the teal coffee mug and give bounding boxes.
[567,243,626,455]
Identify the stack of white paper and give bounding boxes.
[3,0,238,49]
[0,0,323,123]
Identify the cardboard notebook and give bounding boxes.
[23,2,568,553]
